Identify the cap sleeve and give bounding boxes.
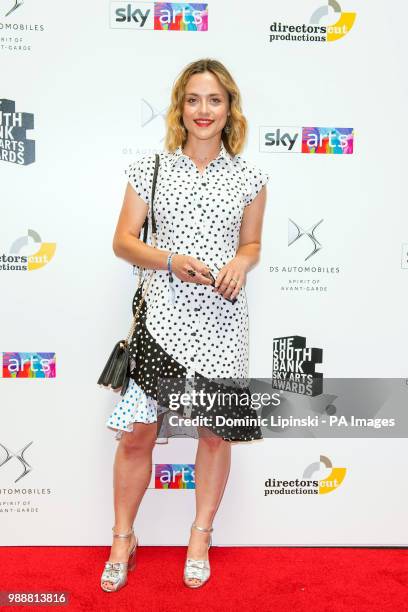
[125,157,150,207]
[243,161,270,207]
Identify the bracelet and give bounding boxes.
[167,252,176,304]
[167,252,174,276]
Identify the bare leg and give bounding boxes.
[102,416,163,591]
[184,427,231,587]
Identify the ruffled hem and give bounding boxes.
[105,377,198,444]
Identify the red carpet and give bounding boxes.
[0,546,407,611]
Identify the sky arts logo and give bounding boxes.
[272,335,323,396]
[2,353,56,378]
[269,1,356,44]
[110,2,208,31]
[264,454,347,496]
[0,229,56,272]
[151,464,195,489]
[0,99,35,164]
[260,126,354,154]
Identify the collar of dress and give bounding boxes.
[168,140,234,169]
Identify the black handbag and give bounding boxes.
[97,153,160,395]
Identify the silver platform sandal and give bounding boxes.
[100,526,137,592]
[183,523,214,588]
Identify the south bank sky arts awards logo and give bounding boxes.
[264,455,347,496]
[0,2,45,53]
[0,229,56,271]
[110,2,208,30]
[0,99,35,164]
[272,335,323,396]
[269,0,356,43]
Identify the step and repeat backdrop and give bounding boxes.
[1,0,407,546]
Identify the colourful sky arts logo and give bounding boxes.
[264,454,346,496]
[2,353,56,378]
[302,127,353,154]
[260,127,354,154]
[110,2,208,30]
[155,2,207,30]
[154,464,195,489]
[269,1,356,43]
[0,229,56,271]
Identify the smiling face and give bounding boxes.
[182,70,230,142]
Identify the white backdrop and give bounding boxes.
[1,0,407,545]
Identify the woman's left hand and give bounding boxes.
[214,256,250,301]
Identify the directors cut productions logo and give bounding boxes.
[260,126,354,154]
[0,99,35,164]
[110,2,208,30]
[272,335,323,396]
[264,455,347,496]
[269,1,356,44]
[0,229,56,271]
[2,353,56,378]
[150,464,195,489]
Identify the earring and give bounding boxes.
[224,116,231,134]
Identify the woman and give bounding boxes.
[101,58,269,592]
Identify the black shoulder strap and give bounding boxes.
[141,153,159,244]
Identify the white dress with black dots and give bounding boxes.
[106,140,269,443]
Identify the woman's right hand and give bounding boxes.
[170,254,214,285]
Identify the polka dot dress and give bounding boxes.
[106,140,269,443]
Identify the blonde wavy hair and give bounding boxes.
[164,58,247,157]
